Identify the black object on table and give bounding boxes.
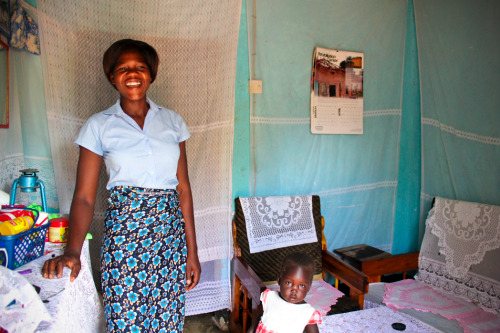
[392,322,406,330]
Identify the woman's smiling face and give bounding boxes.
[110,49,151,103]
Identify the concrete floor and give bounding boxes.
[184,311,229,333]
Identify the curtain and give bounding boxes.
[36,0,241,315]
[414,0,500,236]
[246,0,409,254]
[0,2,58,212]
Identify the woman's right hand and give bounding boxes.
[41,147,102,283]
[42,250,81,282]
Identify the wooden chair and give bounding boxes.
[229,195,368,333]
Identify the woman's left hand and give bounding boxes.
[186,252,201,290]
[176,141,201,291]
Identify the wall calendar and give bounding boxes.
[311,47,364,134]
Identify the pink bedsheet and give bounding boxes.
[383,279,500,333]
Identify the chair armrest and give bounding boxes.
[360,252,419,277]
[322,249,369,295]
[233,256,266,301]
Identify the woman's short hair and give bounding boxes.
[102,39,159,85]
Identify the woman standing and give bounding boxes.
[43,39,201,332]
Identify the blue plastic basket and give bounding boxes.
[0,223,50,269]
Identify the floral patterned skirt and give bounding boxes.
[101,186,187,333]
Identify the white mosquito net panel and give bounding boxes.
[37,0,241,315]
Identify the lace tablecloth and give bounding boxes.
[1,241,105,332]
[319,306,441,333]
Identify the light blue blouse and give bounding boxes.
[74,98,191,190]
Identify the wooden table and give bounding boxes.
[333,244,392,283]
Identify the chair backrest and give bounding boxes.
[417,197,500,314]
[234,195,323,283]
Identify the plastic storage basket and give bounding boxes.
[0,223,50,269]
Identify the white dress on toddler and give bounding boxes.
[256,289,321,333]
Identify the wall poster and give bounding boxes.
[311,47,364,134]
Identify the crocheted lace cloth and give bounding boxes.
[239,196,317,253]
[415,197,500,315]
[428,197,500,279]
[417,256,500,315]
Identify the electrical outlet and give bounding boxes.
[249,80,262,94]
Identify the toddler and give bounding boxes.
[253,252,321,333]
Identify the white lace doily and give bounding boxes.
[428,197,500,278]
[416,256,500,315]
[240,196,318,253]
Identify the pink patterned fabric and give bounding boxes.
[383,279,500,333]
[267,279,343,316]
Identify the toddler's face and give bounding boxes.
[278,265,312,304]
